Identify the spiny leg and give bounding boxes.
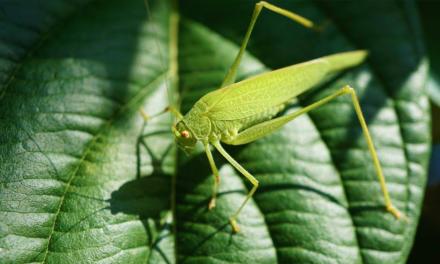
[344,86,402,219]
[309,86,403,219]
[226,85,403,219]
[221,1,315,87]
[204,143,221,210]
[213,141,259,233]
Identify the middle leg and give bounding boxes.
[213,141,259,233]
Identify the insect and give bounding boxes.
[143,1,403,233]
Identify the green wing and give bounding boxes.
[199,50,367,121]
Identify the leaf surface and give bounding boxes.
[0,0,430,263]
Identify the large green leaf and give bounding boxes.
[0,0,430,263]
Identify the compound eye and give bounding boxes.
[181,130,190,138]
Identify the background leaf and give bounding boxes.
[0,0,431,263]
[417,0,440,108]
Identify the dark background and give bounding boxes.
[408,1,440,263]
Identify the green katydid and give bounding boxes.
[143,1,404,233]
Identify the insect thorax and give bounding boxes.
[181,107,211,141]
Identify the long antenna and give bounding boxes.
[143,0,175,119]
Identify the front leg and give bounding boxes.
[204,143,221,210]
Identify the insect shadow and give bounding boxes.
[175,146,239,261]
[108,117,238,261]
[109,174,173,263]
[108,123,174,263]
[132,121,281,261]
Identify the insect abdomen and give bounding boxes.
[238,104,285,130]
[212,104,285,143]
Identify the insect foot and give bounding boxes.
[230,217,240,233]
[139,109,150,121]
[386,204,407,221]
[208,198,216,210]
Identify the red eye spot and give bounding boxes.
[181,130,190,138]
